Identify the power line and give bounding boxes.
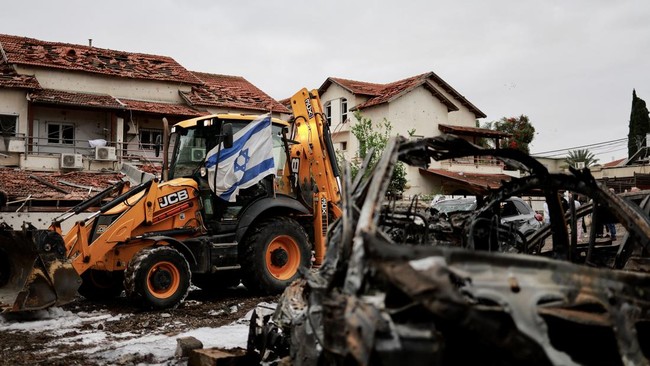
[538,140,628,158]
[531,137,628,157]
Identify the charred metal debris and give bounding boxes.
[247,135,650,366]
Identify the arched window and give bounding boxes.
[340,98,348,123]
[325,101,332,124]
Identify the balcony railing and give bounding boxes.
[2,134,169,164]
[441,156,505,168]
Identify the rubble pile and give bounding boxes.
[0,168,124,201]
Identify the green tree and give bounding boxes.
[341,111,409,196]
[628,89,650,158]
[491,115,535,154]
[565,149,599,169]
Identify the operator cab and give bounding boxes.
[168,114,291,233]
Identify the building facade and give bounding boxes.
[0,34,288,173]
[317,72,515,197]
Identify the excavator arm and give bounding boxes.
[288,89,342,264]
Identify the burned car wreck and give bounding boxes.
[247,135,650,366]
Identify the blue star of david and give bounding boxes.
[234,149,250,173]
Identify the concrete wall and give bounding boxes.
[0,211,92,232]
[591,165,650,180]
[0,89,28,154]
[15,66,191,103]
[320,84,355,130]
[362,88,451,196]
[319,82,488,198]
[33,107,112,155]
[535,157,565,173]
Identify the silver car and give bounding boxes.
[431,196,543,236]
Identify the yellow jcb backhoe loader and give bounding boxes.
[0,88,341,312]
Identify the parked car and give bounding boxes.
[431,196,543,235]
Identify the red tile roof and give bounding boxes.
[0,168,123,200]
[29,89,123,109]
[321,77,384,96]
[27,89,205,117]
[438,124,511,138]
[118,98,205,117]
[181,72,290,114]
[278,97,291,111]
[319,72,486,118]
[0,34,201,85]
[603,158,625,168]
[0,61,40,89]
[421,168,512,194]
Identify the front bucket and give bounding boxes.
[0,227,81,313]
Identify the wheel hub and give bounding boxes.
[270,248,289,267]
[150,268,172,291]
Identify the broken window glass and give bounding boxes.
[0,115,17,136]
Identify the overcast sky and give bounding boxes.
[3,0,649,162]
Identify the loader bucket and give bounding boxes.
[0,227,81,313]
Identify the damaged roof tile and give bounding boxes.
[0,168,124,201]
[320,72,487,118]
[118,98,205,117]
[0,34,202,85]
[0,61,40,89]
[27,89,205,117]
[29,89,123,109]
[181,72,290,114]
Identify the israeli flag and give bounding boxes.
[205,114,275,202]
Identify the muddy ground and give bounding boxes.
[0,287,277,365]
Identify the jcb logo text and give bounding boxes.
[158,189,189,208]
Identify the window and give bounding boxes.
[339,141,347,151]
[340,98,348,123]
[0,115,17,136]
[47,123,74,144]
[513,200,533,215]
[500,201,519,217]
[325,101,332,124]
[140,128,162,150]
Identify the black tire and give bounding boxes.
[124,246,191,310]
[78,270,124,301]
[192,271,241,292]
[240,217,311,294]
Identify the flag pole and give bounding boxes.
[213,125,224,196]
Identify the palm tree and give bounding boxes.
[565,149,599,169]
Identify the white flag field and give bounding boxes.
[205,114,275,202]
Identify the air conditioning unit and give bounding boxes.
[95,146,117,161]
[60,153,83,169]
[191,147,206,162]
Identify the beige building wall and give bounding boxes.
[14,66,192,103]
[319,84,357,161]
[363,88,451,196]
[0,89,28,136]
[320,84,484,197]
[0,89,28,165]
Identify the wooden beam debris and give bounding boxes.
[29,174,70,194]
[58,179,102,192]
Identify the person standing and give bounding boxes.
[570,193,583,242]
[605,188,617,241]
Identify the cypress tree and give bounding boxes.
[628,89,650,158]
